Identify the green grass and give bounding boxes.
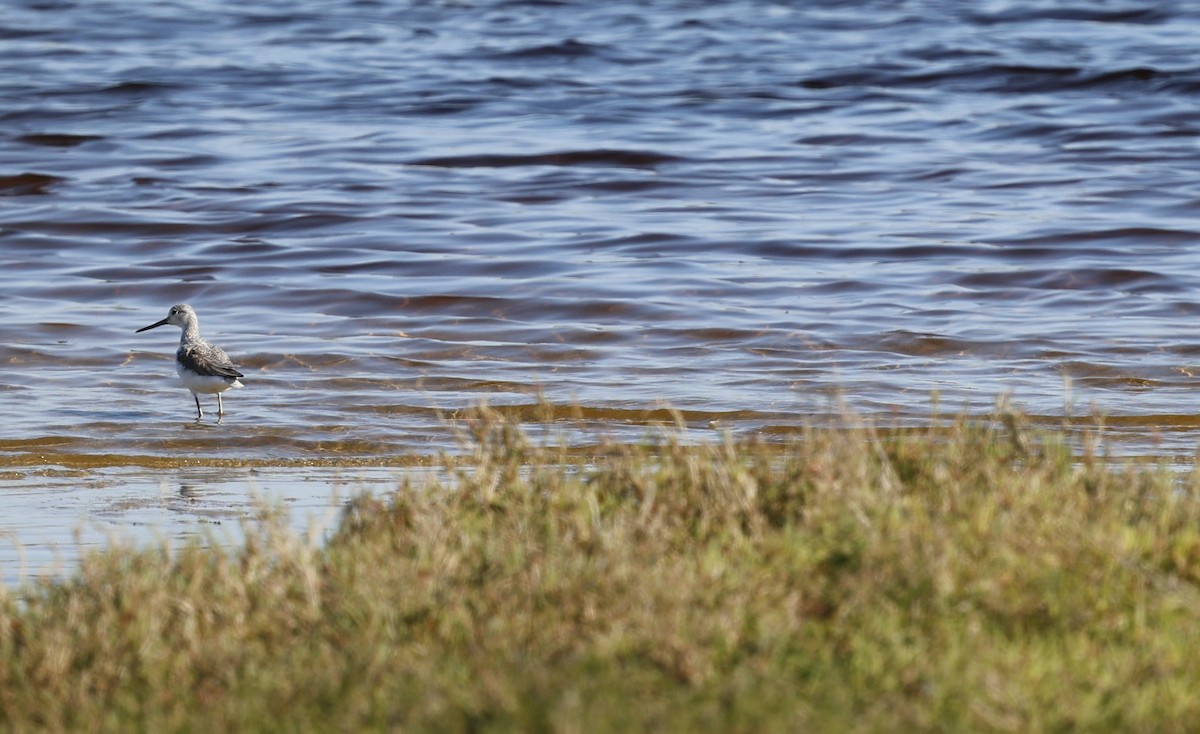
[4,406,1200,732]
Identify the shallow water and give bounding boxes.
[4,0,1200,578]
[0,465,408,586]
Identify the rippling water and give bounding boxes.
[4,0,1200,576]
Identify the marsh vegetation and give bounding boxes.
[2,407,1199,732]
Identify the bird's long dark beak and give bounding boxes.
[136,317,170,333]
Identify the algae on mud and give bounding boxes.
[2,406,1200,732]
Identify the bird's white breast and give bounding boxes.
[176,361,243,394]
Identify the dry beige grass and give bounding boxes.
[3,406,1200,732]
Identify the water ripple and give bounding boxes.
[0,0,1198,466]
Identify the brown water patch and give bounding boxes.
[0,172,64,195]
[410,150,685,169]
[16,133,102,147]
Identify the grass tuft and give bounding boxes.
[4,406,1200,731]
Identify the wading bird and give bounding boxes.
[136,304,244,419]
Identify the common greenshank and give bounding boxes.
[136,304,244,419]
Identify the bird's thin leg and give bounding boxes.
[193,393,203,420]
[217,393,224,415]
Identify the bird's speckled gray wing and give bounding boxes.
[178,340,244,380]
